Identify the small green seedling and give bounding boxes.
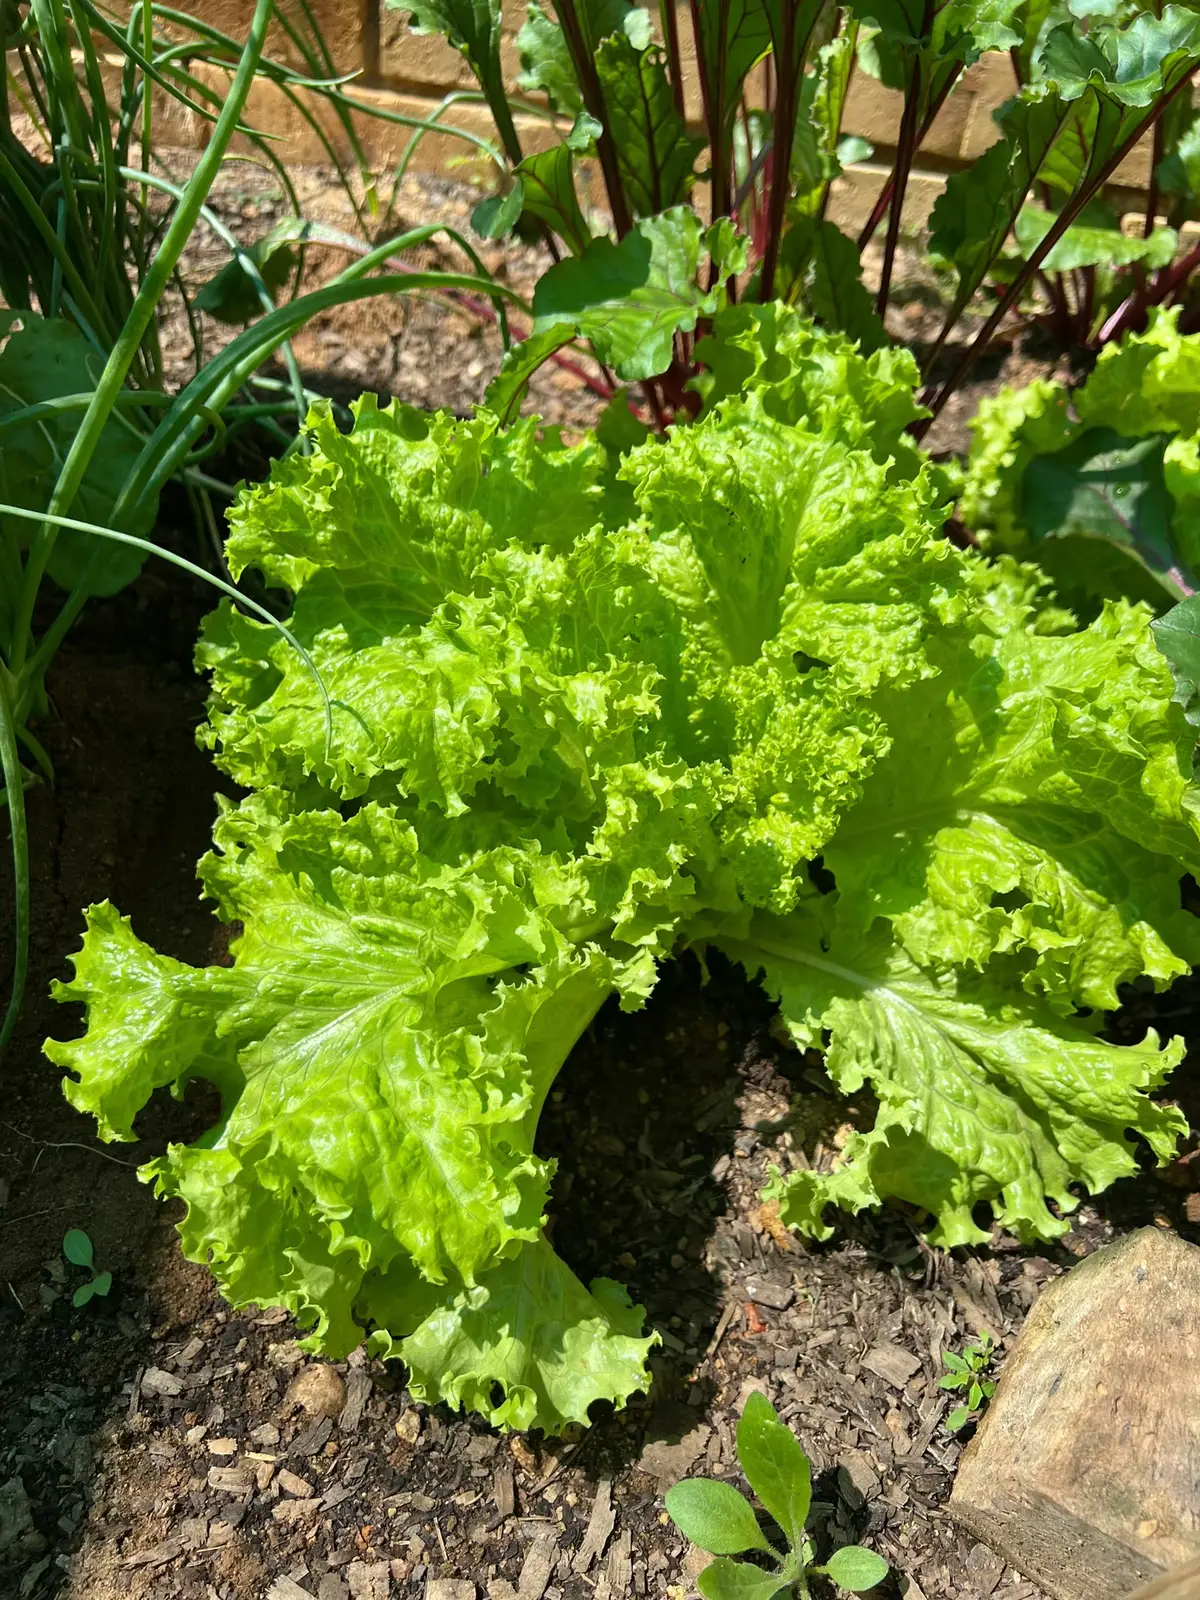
[665,1393,890,1597]
[940,1336,997,1432]
[63,1228,112,1308]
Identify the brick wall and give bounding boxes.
[104,0,1155,223]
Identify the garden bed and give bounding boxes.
[2,169,1199,1600]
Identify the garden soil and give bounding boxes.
[2,168,1198,1600]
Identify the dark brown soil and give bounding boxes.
[2,169,1199,1600]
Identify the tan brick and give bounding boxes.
[380,0,528,94]
[102,0,365,75]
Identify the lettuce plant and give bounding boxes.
[49,308,1200,1433]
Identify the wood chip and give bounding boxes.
[604,1529,633,1597]
[493,1464,515,1521]
[207,1464,254,1494]
[121,1534,185,1567]
[637,1418,711,1488]
[273,1496,322,1523]
[338,1368,372,1433]
[517,1532,559,1600]
[744,1275,794,1311]
[277,1468,314,1498]
[862,1343,922,1389]
[951,1282,1002,1346]
[965,1542,1004,1596]
[289,1414,334,1456]
[176,1335,205,1367]
[206,1437,238,1456]
[140,1366,183,1398]
[573,1479,615,1574]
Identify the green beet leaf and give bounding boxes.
[821,1544,890,1592]
[531,208,744,381]
[960,307,1200,613]
[665,1480,772,1556]
[1020,427,1184,596]
[0,311,157,596]
[194,218,307,323]
[735,1392,811,1550]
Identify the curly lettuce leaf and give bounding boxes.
[370,1237,657,1432]
[729,906,1187,1247]
[826,595,1200,1010]
[49,796,634,1361]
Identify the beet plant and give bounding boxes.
[50,307,1200,1433]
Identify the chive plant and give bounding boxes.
[0,0,526,1050]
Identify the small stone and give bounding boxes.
[207,1437,238,1456]
[140,1366,184,1398]
[278,1469,314,1498]
[346,1559,391,1599]
[256,1461,276,1491]
[268,1580,314,1600]
[184,1424,208,1445]
[318,1578,350,1600]
[426,1582,476,1600]
[251,1422,281,1447]
[285,1364,347,1419]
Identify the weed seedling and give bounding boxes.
[63,1229,112,1309]
[665,1393,889,1597]
[940,1337,997,1432]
